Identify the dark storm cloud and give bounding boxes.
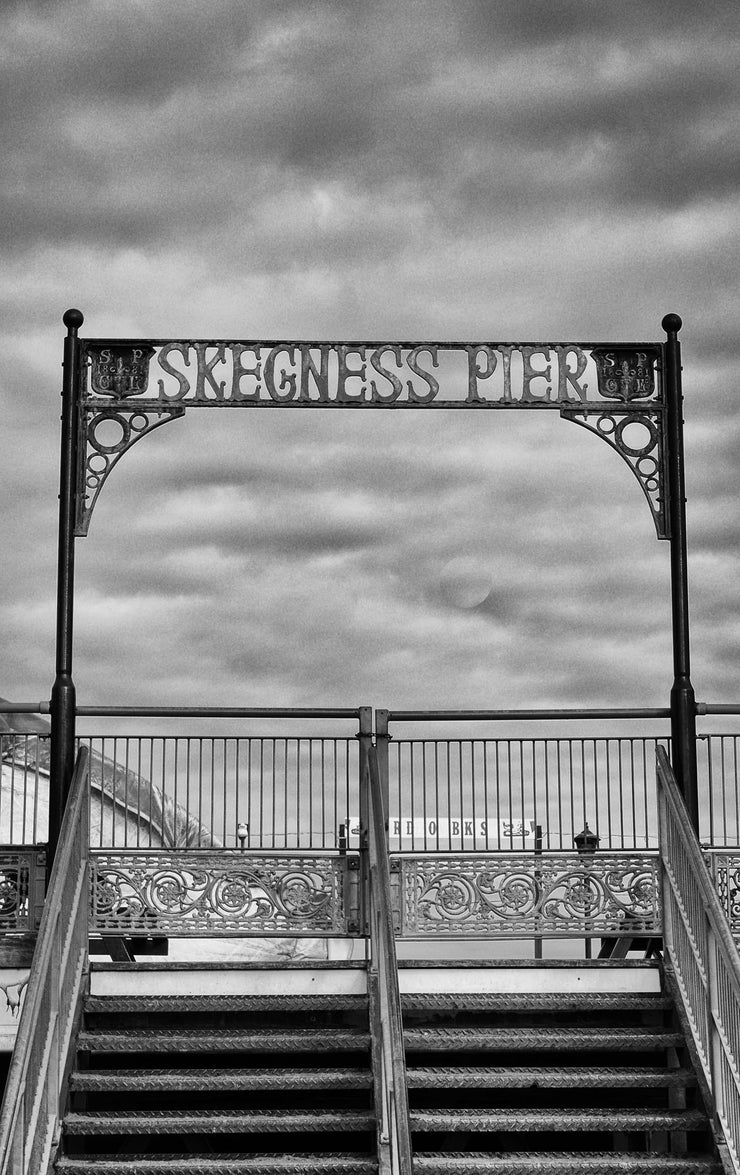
[2,0,738,259]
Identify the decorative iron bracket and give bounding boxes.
[560,402,668,539]
[75,404,185,536]
[560,345,667,539]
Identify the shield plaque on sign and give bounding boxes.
[89,345,155,397]
[593,348,657,402]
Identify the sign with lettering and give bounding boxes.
[388,816,538,849]
[342,816,538,849]
[83,341,659,408]
[74,336,667,539]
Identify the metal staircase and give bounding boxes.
[55,988,378,1174]
[403,987,725,1173]
[48,974,728,1174]
[1,746,739,1174]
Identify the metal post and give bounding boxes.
[575,824,599,960]
[358,707,373,941]
[375,708,391,828]
[663,313,699,832]
[533,823,543,960]
[49,309,83,870]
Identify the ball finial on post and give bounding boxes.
[62,308,84,331]
[662,313,682,335]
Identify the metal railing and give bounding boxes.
[381,721,740,851]
[0,747,90,1175]
[79,733,360,849]
[383,735,667,851]
[4,709,740,851]
[364,741,412,1175]
[657,746,740,1172]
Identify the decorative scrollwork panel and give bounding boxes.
[397,852,660,938]
[0,850,46,931]
[90,851,356,936]
[706,853,740,944]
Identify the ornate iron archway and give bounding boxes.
[49,311,696,856]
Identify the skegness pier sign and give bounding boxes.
[85,341,659,407]
[74,335,667,536]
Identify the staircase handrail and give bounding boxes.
[657,745,740,1172]
[364,742,413,1175]
[0,747,90,1175]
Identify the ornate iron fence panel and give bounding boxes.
[0,849,46,931]
[706,851,740,944]
[90,850,358,936]
[395,851,660,938]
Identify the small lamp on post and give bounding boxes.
[574,823,599,959]
[237,822,249,852]
[574,824,600,857]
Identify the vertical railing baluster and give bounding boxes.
[732,737,739,848]
[521,742,528,845]
[568,740,575,848]
[483,740,490,850]
[430,741,437,852]
[545,737,552,850]
[618,740,626,851]
[471,740,478,851]
[160,739,167,847]
[634,739,641,846]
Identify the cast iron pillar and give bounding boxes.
[49,308,83,869]
[663,313,699,832]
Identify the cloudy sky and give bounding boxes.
[2,0,740,723]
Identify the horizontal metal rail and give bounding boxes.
[388,708,672,721]
[0,704,361,718]
[74,707,362,719]
[2,702,740,718]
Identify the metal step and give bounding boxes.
[410,1107,709,1133]
[404,1026,684,1051]
[406,1065,697,1090]
[84,995,368,1014]
[70,1066,372,1093]
[401,993,673,1013]
[76,1027,370,1053]
[64,1109,375,1135]
[55,1154,377,1174]
[412,1155,724,1174]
